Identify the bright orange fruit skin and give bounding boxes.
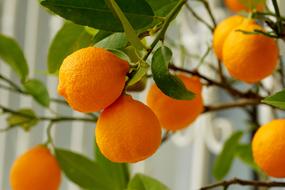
[222,19,278,83]
[252,119,285,178]
[58,47,129,113]
[225,0,264,12]
[146,74,204,131]
[10,145,61,190]
[213,15,244,60]
[95,95,161,163]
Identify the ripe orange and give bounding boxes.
[146,74,204,131]
[225,0,265,12]
[213,15,245,60]
[223,19,278,83]
[252,119,285,178]
[95,95,161,163]
[10,145,61,190]
[58,47,129,113]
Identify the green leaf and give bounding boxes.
[127,61,149,87]
[146,0,179,16]
[151,46,195,100]
[108,49,130,62]
[105,0,146,50]
[212,131,243,180]
[48,22,94,73]
[7,109,38,131]
[92,30,113,44]
[262,89,285,109]
[96,33,128,50]
[40,0,154,32]
[0,34,28,81]
[55,148,114,190]
[94,142,129,190]
[23,79,50,107]
[128,173,170,190]
[239,0,266,9]
[235,144,259,171]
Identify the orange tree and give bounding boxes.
[2,0,285,189]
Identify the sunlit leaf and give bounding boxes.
[128,173,170,190]
[96,33,128,50]
[7,109,38,131]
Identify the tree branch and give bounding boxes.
[200,178,285,190]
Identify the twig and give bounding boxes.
[169,64,261,99]
[185,3,214,32]
[272,0,283,35]
[197,0,217,28]
[204,99,261,113]
[200,178,285,190]
[0,104,97,124]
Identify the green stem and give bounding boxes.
[272,0,283,34]
[143,0,187,60]
[45,122,55,147]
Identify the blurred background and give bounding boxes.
[0,0,284,190]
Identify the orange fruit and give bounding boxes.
[225,0,265,12]
[10,145,61,190]
[95,95,161,163]
[213,15,245,60]
[223,19,278,83]
[252,119,285,178]
[146,74,204,131]
[58,47,129,113]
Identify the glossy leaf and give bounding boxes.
[108,49,130,62]
[40,0,154,32]
[7,109,38,131]
[0,34,28,81]
[96,33,128,50]
[94,142,129,190]
[92,30,113,44]
[23,79,50,107]
[48,22,94,73]
[262,89,285,109]
[212,131,243,180]
[55,148,114,190]
[128,173,170,190]
[151,46,195,100]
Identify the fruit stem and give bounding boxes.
[45,122,55,147]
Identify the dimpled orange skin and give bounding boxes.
[222,19,278,83]
[58,47,129,113]
[147,74,204,131]
[213,15,244,60]
[252,119,285,178]
[10,145,61,190]
[95,95,162,163]
[225,0,264,12]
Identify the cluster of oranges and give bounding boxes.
[9,47,204,189]
[219,0,285,179]
[9,1,285,189]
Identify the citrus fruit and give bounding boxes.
[10,145,61,190]
[146,74,204,131]
[58,47,129,113]
[213,15,244,60]
[223,19,278,83]
[252,119,285,178]
[225,0,265,12]
[95,95,161,163]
